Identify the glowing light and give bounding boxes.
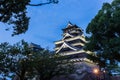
[93,68,99,74]
[103,70,106,73]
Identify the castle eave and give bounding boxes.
[57,50,85,56]
[55,43,84,50]
[55,36,86,44]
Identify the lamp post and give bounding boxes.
[93,68,100,80]
[93,68,99,74]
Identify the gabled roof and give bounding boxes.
[62,33,74,40]
[30,43,41,49]
[56,41,78,53]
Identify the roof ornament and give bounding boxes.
[67,21,73,28]
[68,21,73,25]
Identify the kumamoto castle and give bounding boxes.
[23,22,114,80]
[30,22,109,80]
[54,22,90,62]
[53,22,99,80]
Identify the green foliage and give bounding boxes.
[0,40,73,80]
[0,0,58,36]
[33,53,74,80]
[0,40,34,79]
[0,0,30,36]
[85,0,120,69]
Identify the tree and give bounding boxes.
[0,40,35,80]
[33,52,74,80]
[0,40,74,80]
[85,0,120,70]
[0,0,58,36]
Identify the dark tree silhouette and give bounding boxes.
[0,40,73,80]
[85,0,120,70]
[0,0,58,36]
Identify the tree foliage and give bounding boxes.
[0,40,73,80]
[0,40,34,79]
[33,52,73,80]
[85,0,120,68]
[0,0,58,36]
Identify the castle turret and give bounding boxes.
[54,22,89,61]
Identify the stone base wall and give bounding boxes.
[52,61,97,80]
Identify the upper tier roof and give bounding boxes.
[62,22,83,32]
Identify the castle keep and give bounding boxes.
[54,22,90,62]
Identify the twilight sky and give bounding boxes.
[0,0,113,50]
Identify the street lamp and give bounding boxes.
[93,68,100,80]
[93,68,99,74]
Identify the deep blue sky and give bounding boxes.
[0,0,113,50]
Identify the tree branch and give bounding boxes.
[28,0,58,6]
[28,2,52,6]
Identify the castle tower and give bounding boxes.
[54,22,90,61]
[53,22,98,80]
